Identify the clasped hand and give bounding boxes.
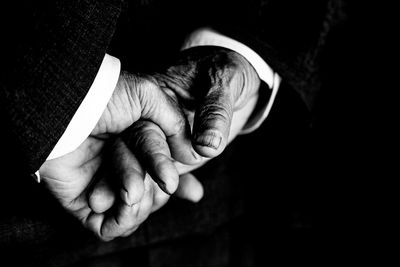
[39,47,260,241]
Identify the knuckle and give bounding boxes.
[137,75,159,97]
[141,76,159,91]
[137,120,162,135]
[136,75,160,114]
[148,151,168,162]
[198,103,232,125]
[128,123,165,150]
[126,182,145,204]
[139,134,167,155]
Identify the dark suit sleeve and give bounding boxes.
[0,0,123,173]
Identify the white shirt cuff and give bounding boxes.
[49,53,120,161]
[181,27,281,134]
[35,54,120,182]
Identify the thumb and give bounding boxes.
[174,173,204,203]
[192,79,235,158]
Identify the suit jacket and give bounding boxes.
[0,0,344,177]
[0,0,122,173]
[0,0,348,266]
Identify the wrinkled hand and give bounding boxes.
[39,46,261,241]
[86,121,205,240]
[83,46,261,240]
[39,72,203,241]
[39,136,203,241]
[94,46,262,216]
[155,46,261,158]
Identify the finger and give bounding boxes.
[122,121,180,195]
[88,175,116,214]
[120,175,156,237]
[127,74,201,165]
[100,174,154,239]
[111,139,146,206]
[86,141,145,240]
[151,179,170,212]
[175,173,204,203]
[192,81,235,158]
[99,202,141,239]
[86,212,114,242]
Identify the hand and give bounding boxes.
[39,46,261,240]
[39,136,203,241]
[86,46,262,229]
[92,71,203,193]
[39,72,203,241]
[87,121,205,240]
[85,44,264,232]
[155,46,261,158]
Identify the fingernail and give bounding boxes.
[156,179,172,195]
[191,148,201,161]
[194,131,222,149]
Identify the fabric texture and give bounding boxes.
[0,0,122,173]
[0,0,349,266]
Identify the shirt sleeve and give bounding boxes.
[181,27,281,134]
[34,54,120,182]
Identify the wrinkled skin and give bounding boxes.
[40,47,261,241]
